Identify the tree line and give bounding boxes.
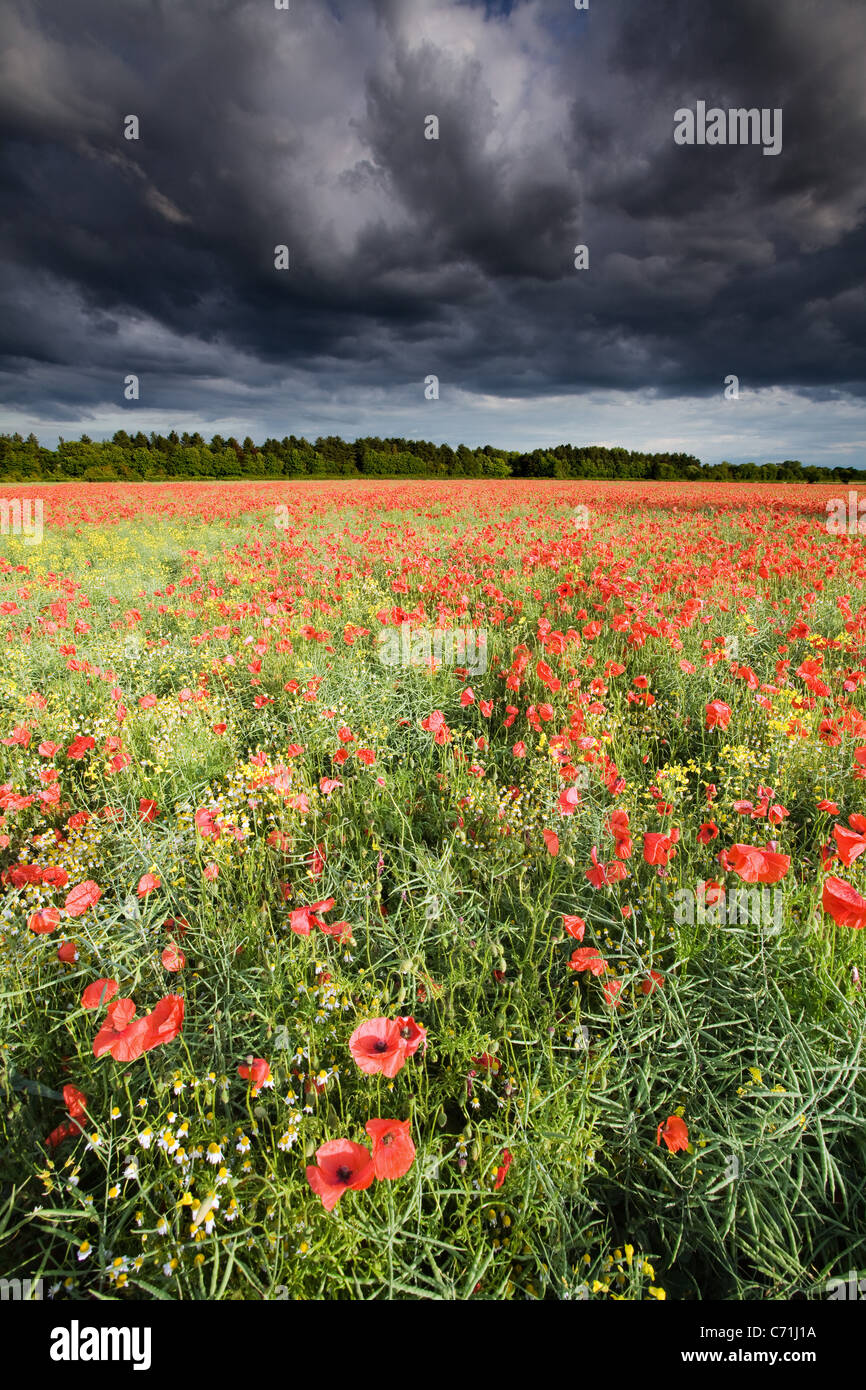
[0,431,856,483]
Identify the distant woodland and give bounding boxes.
[0,431,854,483]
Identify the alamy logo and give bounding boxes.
[672,882,783,935]
[0,497,43,545]
[50,1321,152,1371]
[826,1270,866,1299]
[674,102,782,156]
[0,1276,43,1300]
[826,492,866,535]
[377,622,487,675]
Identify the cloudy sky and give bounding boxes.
[1,0,865,465]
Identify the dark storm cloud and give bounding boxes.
[0,0,864,452]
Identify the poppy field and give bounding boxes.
[1,478,865,1302]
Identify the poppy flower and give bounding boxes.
[365,1118,415,1180]
[289,898,336,935]
[64,880,102,917]
[93,994,184,1062]
[559,786,582,815]
[138,799,159,822]
[697,821,719,844]
[81,977,119,1010]
[396,1016,427,1056]
[705,701,732,731]
[832,824,866,868]
[542,829,560,856]
[643,832,677,867]
[640,970,665,995]
[137,873,161,897]
[27,907,61,934]
[237,1058,273,1090]
[562,914,586,940]
[161,944,186,972]
[726,844,790,884]
[57,940,79,964]
[62,1085,88,1120]
[66,735,96,760]
[306,1138,375,1211]
[822,876,866,930]
[46,1120,79,1151]
[195,807,223,840]
[493,1148,513,1190]
[349,1018,407,1077]
[656,1115,689,1153]
[568,947,607,976]
[602,978,623,1007]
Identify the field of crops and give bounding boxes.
[1,479,865,1301]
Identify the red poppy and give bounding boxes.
[306,1138,375,1211]
[562,914,586,940]
[705,701,732,731]
[137,873,161,897]
[365,1118,415,1180]
[289,898,336,935]
[396,1016,427,1056]
[602,978,623,1007]
[822,875,866,930]
[643,832,677,867]
[237,1058,273,1090]
[559,786,582,815]
[46,1120,79,1151]
[27,907,61,935]
[493,1148,513,1190]
[57,940,79,964]
[640,970,665,995]
[66,735,96,760]
[568,947,607,976]
[161,944,186,972]
[656,1115,689,1153]
[62,1085,88,1120]
[349,1018,408,1077]
[832,824,866,867]
[726,844,790,883]
[64,880,102,917]
[542,829,560,856]
[93,994,184,1062]
[697,821,719,844]
[138,799,159,822]
[81,977,119,1010]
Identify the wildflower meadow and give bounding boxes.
[1,478,865,1304]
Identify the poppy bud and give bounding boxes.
[396,986,406,1007]
[399,959,413,974]
[436,1108,448,1129]
[463,1122,473,1139]
[304,1137,317,1158]
[470,1141,481,1162]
